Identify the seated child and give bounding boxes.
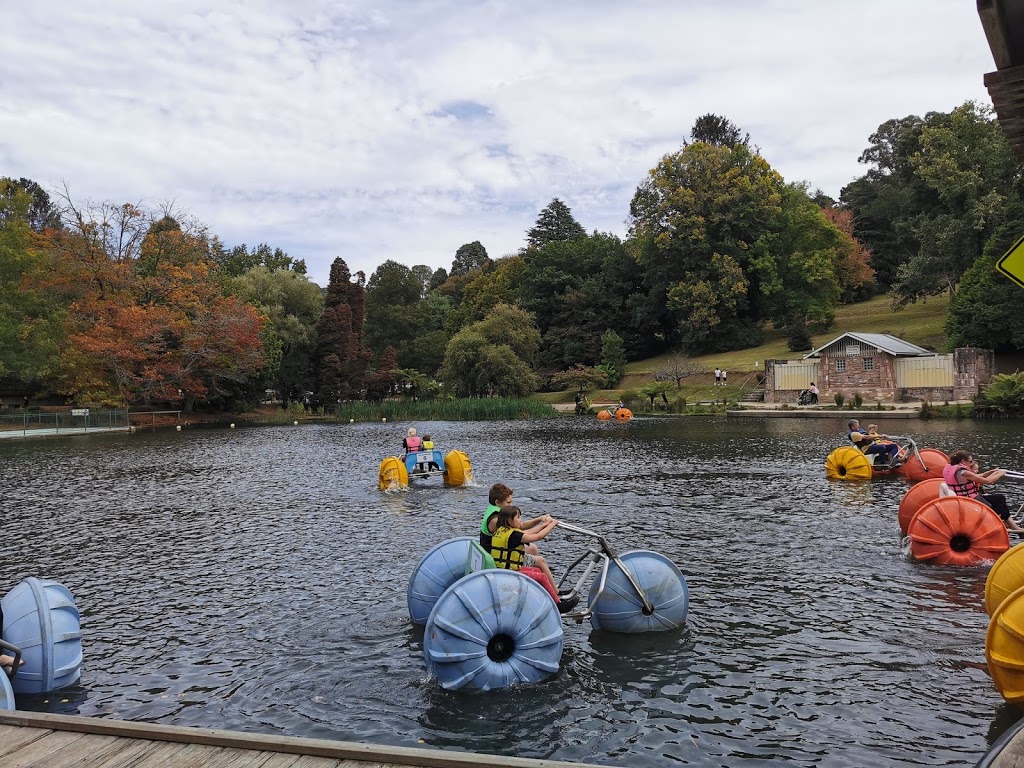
[490,504,560,588]
[480,483,552,555]
[421,434,441,472]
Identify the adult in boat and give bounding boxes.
[403,427,422,454]
[847,419,900,465]
[942,449,1024,532]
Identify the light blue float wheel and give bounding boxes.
[0,671,13,711]
[424,570,563,690]
[407,537,475,625]
[1,577,83,694]
[588,550,688,633]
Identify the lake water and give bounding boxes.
[2,415,1023,767]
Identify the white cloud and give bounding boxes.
[0,0,995,285]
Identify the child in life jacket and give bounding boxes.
[403,427,421,453]
[479,483,553,552]
[421,433,441,472]
[490,505,578,613]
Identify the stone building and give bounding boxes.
[763,332,995,404]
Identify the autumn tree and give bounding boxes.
[526,198,586,248]
[820,207,875,302]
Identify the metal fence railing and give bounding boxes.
[0,408,130,437]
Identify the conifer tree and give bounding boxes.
[526,198,586,249]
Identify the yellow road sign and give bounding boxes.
[996,232,1024,289]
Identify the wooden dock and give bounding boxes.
[0,711,610,768]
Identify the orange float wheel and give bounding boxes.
[903,448,950,483]
[907,496,1009,566]
[615,408,633,421]
[596,410,612,421]
[897,478,946,535]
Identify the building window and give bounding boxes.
[863,357,874,371]
[836,359,847,373]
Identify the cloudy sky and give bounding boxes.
[0,1,998,286]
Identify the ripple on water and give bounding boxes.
[1,416,1021,766]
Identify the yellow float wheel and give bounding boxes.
[378,456,408,490]
[987,545,1024,615]
[986,584,1024,703]
[825,446,872,480]
[443,450,472,487]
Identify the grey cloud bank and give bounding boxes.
[0,1,995,286]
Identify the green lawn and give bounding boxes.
[625,293,950,379]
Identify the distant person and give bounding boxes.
[574,392,583,416]
[809,382,819,404]
[721,370,727,386]
[714,368,721,387]
[943,450,1024,532]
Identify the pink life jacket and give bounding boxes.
[942,463,979,498]
[404,436,422,453]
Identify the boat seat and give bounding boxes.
[465,541,496,575]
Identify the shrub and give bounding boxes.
[852,391,863,408]
[833,392,846,408]
[974,372,1024,418]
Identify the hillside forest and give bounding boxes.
[2,104,1023,412]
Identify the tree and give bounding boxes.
[820,207,875,302]
[229,266,324,405]
[600,330,626,386]
[314,257,371,404]
[439,304,541,397]
[550,364,607,393]
[639,381,675,409]
[628,141,784,354]
[655,353,702,389]
[889,102,1020,305]
[526,198,586,249]
[450,241,489,277]
[0,177,61,232]
[0,181,63,381]
[365,345,398,400]
[688,114,749,148]
[216,243,306,277]
[946,216,1024,351]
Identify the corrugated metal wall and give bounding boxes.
[773,361,820,391]
[894,356,953,387]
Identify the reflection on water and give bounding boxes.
[1,416,1023,766]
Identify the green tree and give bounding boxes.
[0,177,62,232]
[628,141,784,354]
[451,241,489,277]
[229,266,324,405]
[890,102,1021,305]
[314,258,371,403]
[439,303,541,397]
[688,113,749,148]
[600,329,626,386]
[526,198,586,248]
[550,364,607,393]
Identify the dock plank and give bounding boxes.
[0,711,611,768]
[5,728,90,766]
[0,723,51,755]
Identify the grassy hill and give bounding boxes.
[534,293,951,404]
[625,293,950,380]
